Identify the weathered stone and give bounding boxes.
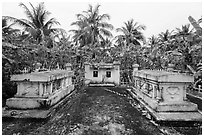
[3,67,74,118]
[132,64,202,122]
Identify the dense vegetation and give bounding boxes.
[2,3,202,100]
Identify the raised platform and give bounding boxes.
[129,88,202,122]
[3,85,74,118]
[6,85,74,109]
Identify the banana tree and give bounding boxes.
[187,16,202,90]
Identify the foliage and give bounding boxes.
[2,3,69,102]
[114,19,146,83]
[70,4,114,65]
[3,2,62,45]
[2,2,202,103]
[145,16,202,89]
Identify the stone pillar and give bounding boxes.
[156,86,163,102]
[183,84,187,101]
[42,83,46,96]
[84,62,90,84]
[133,64,139,75]
[68,77,72,85]
[60,79,64,89]
[43,83,49,97]
[153,85,157,99]
[65,77,69,86]
[50,82,53,94]
[39,83,43,96]
[65,63,72,87]
[16,82,23,96]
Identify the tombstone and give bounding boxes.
[3,65,74,118]
[132,64,201,122]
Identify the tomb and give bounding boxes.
[131,64,202,122]
[3,63,74,118]
[84,61,120,86]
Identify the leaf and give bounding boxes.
[187,65,196,74]
[188,16,202,36]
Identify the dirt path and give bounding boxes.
[2,87,201,135]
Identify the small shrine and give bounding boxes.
[84,61,120,85]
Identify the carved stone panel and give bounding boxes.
[20,82,39,97]
[165,87,181,102]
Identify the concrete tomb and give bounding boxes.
[3,63,74,118]
[131,64,202,122]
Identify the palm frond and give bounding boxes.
[19,2,35,22]
[49,28,66,34]
[44,18,60,29]
[100,28,113,37]
[3,16,33,28]
[98,14,110,21]
[98,22,114,30]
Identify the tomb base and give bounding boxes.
[3,85,74,118]
[5,85,74,109]
[130,88,202,122]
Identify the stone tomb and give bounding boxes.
[132,65,202,121]
[3,65,74,118]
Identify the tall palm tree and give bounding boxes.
[70,4,114,48]
[3,2,61,44]
[70,18,91,47]
[114,19,146,83]
[70,4,114,65]
[116,19,146,49]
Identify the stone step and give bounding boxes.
[156,102,198,112]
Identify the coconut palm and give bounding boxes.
[70,4,114,48]
[114,19,146,83]
[116,19,146,49]
[3,2,61,44]
[70,4,114,66]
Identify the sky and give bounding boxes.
[1,0,202,39]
